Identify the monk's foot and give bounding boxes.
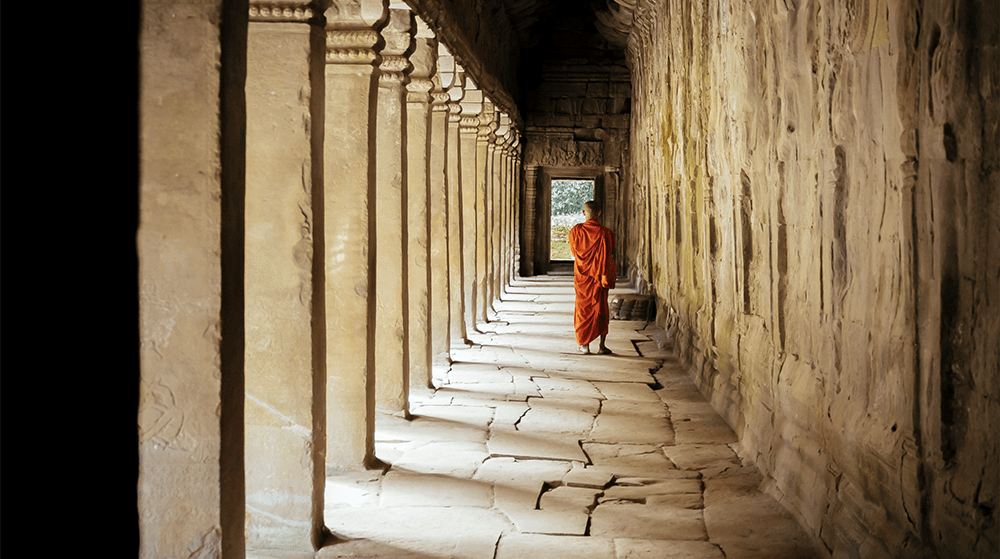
[578,345,591,354]
[597,347,612,355]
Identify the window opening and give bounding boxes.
[550,179,594,260]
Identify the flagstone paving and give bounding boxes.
[320,276,826,559]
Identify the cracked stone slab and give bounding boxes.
[390,441,488,477]
[590,503,707,540]
[663,444,741,471]
[533,376,605,400]
[593,381,662,402]
[671,414,738,445]
[325,470,382,509]
[583,443,678,477]
[491,400,530,430]
[702,465,825,558]
[448,363,511,384]
[601,478,704,504]
[612,539,726,559]
[590,401,675,445]
[496,534,616,559]
[563,462,615,488]
[539,485,601,513]
[434,383,520,404]
[488,429,589,462]
[519,399,601,437]
[379,470,492,508]
[324,507,510,558]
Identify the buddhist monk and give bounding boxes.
[569,200,616,354]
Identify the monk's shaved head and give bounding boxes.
[583,200,601,218]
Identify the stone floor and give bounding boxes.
[318,276,827,559]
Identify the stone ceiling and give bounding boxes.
[502,0,636,50]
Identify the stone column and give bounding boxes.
[492,113,509,303]
[323,0,386,470]
[374,7,414,413]
[429,53,452,360]
[244,2,325,550]
[510,131,522,283]
[405,15,435,389]
[446,61,469,345]
[459,81,483,334]
[475,102,497,325]
[522,165,538,276]
[139,0,244,555]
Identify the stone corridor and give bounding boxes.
[314,276,822,559]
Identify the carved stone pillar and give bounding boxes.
[323,0,387,470]
[244,1,326,549]
[492,113,508,303]
[446,61,469,345]
[405,15,435,389]
[510,131,522,283]
[522,164,539,276]
[459,81,483,333]
[374,7,414,414]
[476,102,497,325]
[429,50,452,360]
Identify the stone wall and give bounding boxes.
[624,0,998,557]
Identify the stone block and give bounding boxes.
[583,443,679,477]
[590,503,707,540]
[379,471,493,508]
[613,539,726,559]
[497,534,616,559]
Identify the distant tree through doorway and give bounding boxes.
[550,179,594,260]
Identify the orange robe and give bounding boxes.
[569,219,616,346]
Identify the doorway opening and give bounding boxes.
[550,179,594,261]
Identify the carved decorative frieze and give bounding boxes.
[524,136,603,167]
[431,91,452,111]
[379,54,411,77]
[406,78,434,103]
[326,29,380,64]
[460,115,482,131]
[249,2,317,23]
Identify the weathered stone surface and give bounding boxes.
[379,470,492,508]
[590,400,675,445]
[488,428,589,462]
[583,443,678,477]
[624,0,999,556]
[325,506,511,557]
[563,462,615,489]
[612,539,725,559]
[590,503,707,540]
[496,534,616,559]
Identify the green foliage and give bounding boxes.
[551,180,594,216]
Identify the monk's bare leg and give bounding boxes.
[597,334,611,354]
[578,343,591,354]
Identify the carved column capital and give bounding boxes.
[431,90,451,112]
[377,8,414,84]
[406,78,434,103]
[249,0,321,23]
[460,115,481,131]
[324,0,386,65]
